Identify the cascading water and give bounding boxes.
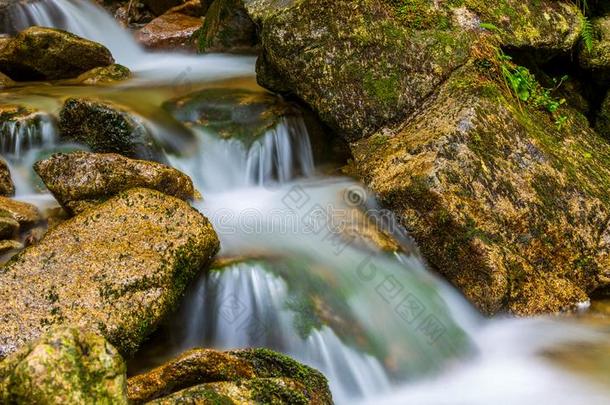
[4,0,610,404]
[2,0,255,82]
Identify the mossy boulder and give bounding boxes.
[0,158,14,196]
[0,188,220,359]
[245,0,581,141]
[72,64,131,85]
[0,327,128,404]
[198,0,257,53]
[163,88,293,144]
[129,348,331,404]
[0,27,114,81]
[149,378,326,404]
[34,151,195,214]
[579,15,610,83]
[58,97,165,162]
[352,62,610,315]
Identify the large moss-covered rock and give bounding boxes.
[129,348,331,404]
[163,88,293,143]
[198,0,257,53]
[34,151,195,214]
[0,27,114,81]
[0,327,127,404]
[0,158,14,196]
[245,0,581,141]
[0,70,13,88]
[579,15,610,83]
[58,98,165,162]
[596,90,610,137]
[0,188,219,359]
[352,62,610,315]
[149,378,326,404]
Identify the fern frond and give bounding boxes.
[581,15,594,52]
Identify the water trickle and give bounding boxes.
[0,112,56,160]
[169,116,314,191]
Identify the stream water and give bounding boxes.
[2,1,610,404]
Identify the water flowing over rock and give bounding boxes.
[0,26,114,80]
[0,104,56,160]
[59,98,165,162]
[0,327,128,404]
[0,188,219,359]
[128,348,332,404]
[34,151,196,214]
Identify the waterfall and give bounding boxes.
[0,112,56,159]
[1,0,255,82]
[169,116,315,191]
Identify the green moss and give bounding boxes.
[363,72,400,106]
[248,379,309,405]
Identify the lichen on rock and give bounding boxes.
[0,327,128,404]
[0,26,114,81]
[0,188,219,359]
[34,151,196,214]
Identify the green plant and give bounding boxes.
[496,50,568,129]
[580,14,594,52]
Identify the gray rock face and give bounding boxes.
[0,27,114,81]
[0,188,219,359]
[34,151,195,214]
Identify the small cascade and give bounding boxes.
[176,263,392,402]
[2,0,255,81]
[0,112,56,160]
[169,116,315,191]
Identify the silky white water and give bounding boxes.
[3,0,610,403]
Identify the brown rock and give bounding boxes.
[0,196,41,227]
[0,159,14,196]
[135,12,202,51]
[0,215,18,239]
[34,151,195,214]
[0,188,219,359]
[0,27,114,81]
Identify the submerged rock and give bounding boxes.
[245,0,581,141]
[135,11,202,51]
[34,151,195,214]
[0,188,220,359]
[58,98,165,162]
[0,158,14,196]
[352,62,610,315]
[128,348,331,404]
[163,88,294,144]
[0,27,114,81]
[73,64,131,85]
[198,0,257,53]
[0,327,128,404]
